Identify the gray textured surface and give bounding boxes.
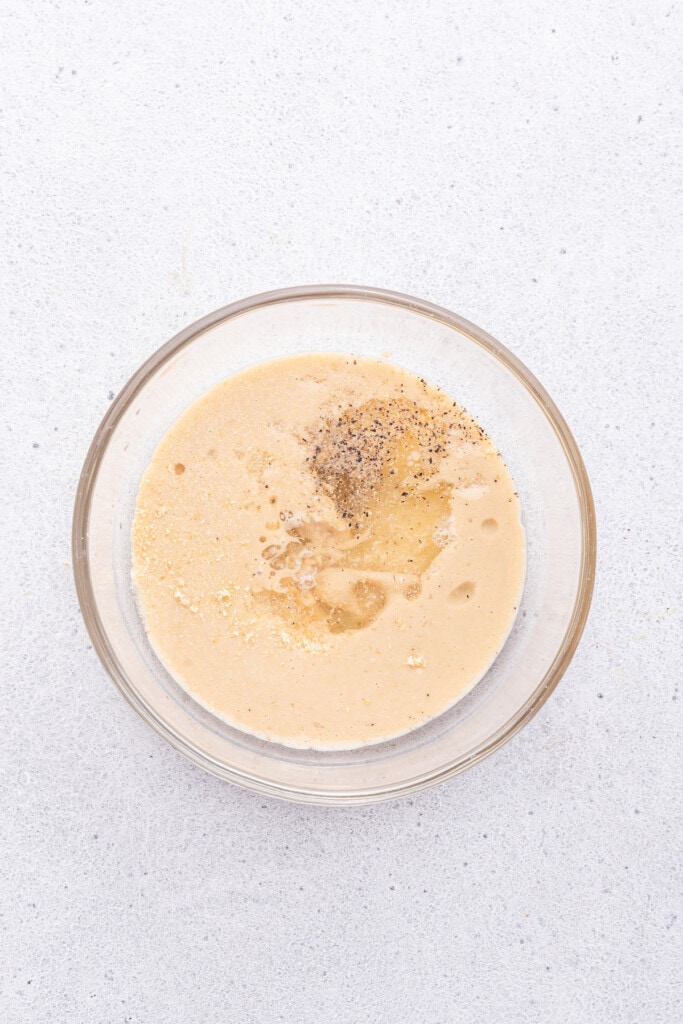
[2,1,682,1021]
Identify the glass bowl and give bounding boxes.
[72,285,595,805]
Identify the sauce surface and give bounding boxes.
[132,354,525,748]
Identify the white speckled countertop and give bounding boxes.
[2,1,681,1021]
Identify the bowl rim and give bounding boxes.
[72,284,596,805]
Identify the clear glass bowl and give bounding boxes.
[73,286,596,805]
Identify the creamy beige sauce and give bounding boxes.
[132,354,525,749]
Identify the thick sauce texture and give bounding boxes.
[132,354,525,748]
